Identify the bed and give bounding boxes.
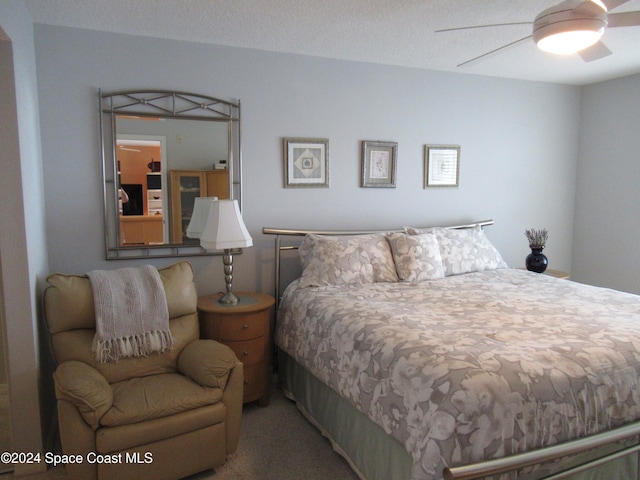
[263,221,640,480]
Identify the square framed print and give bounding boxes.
[361,140,397,188]
[283,137,329,188]
[424,145,460,188]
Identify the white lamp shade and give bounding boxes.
[200,199,253,250]
[186,197,218,239]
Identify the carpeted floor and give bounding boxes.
[2,385,360,480]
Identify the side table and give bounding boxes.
[198,292,275,406]
[543,269,570,280]
[519,268,570,280]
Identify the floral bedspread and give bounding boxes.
[275,269,640,480]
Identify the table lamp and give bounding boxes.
[200,199,253,304]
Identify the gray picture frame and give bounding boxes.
[424,145,460,188]
[361,140,398,188]
[283,137,329,188]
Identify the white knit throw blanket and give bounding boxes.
[88,265,174,363]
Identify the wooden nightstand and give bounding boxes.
[198,292,275,406]
[519,268,570,280]
[544,269,570,280]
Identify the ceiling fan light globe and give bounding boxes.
[536,28,604,54]
[590,0,607,12]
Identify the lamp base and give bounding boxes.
[218,250,239,304]
[218,291,240,305]
[212,293,257,308]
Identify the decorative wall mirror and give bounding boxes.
[99,90,242,259]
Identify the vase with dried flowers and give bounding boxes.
[525,228,549,273]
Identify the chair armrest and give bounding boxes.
[53,360,113,430]
[178,339,238,389]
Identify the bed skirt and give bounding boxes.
[278,350,413,480]
[278,350,637,480]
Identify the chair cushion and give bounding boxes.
[51,314,199,385]
[101,373,223,427]
[45,260,197,334]
[96,403,227,454]
[45,261,200,384]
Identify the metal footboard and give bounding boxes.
[444,422,640,479]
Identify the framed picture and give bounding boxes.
[283,137,329,188]
[361,141,397,188]
[424,145,460,188]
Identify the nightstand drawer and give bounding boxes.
[211,312,266,341]
[226,337,265,365]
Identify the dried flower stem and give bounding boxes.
[525,228,549,248]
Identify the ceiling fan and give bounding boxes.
[437,0,640,66]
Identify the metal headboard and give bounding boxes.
[262,219,494,309]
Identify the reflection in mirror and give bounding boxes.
[117,135,166,245]
[100,90,241,259]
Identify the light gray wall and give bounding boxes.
[34,25,581,299]
[0,0,48,473]
[573,73,640,294]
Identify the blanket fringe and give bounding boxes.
[92,329,174,363]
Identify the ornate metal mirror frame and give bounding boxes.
[99,89,242,259]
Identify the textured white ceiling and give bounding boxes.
[23,0,640,85]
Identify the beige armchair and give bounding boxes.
[44,261,243,480]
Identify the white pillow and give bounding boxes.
[387,232,444,282]
[298,234,398,287]
[406,226,507,276]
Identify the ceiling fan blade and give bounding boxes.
[457,35,532,67]
[435,22,530,33]
[578,40,612,61]
[602,0,632,10]
[607,11,640,27]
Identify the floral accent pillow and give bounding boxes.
[406,226,508,276]
[298,234,398,287]
[387,232,444,282]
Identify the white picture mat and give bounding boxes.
[426,146,459,187]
